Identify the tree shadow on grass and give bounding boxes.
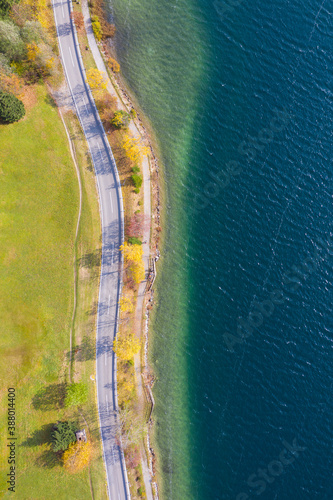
[21,423,62,469]
[32,383,66,411]
[44,93,57,108]
[78,249,101,269]
[67,335,95,363]
[35,448,62,469]
[21,423,54,448]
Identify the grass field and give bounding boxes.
[0,85,106,498]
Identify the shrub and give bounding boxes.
[131,173,142,191]
[0,91,25,122]
[130,108,136,119]
[108,57,120,72]
[51,421,77,452]
[128,237,142,246]
[131,165,140,173]
[91,15,102,41]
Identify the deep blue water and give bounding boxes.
[110,0,333,498]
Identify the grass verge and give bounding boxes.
[0,84,105,498]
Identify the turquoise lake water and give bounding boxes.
[108,0,333,498]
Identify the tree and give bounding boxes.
[127,213,150,239]
[111,110,130,129]
[0,69,23,96]
[113,333,140,361]
[122,134,149,164]
[0,0,16,17]
[120,242,145,284]
[120,295,134,314]
[20,20,43,44]
[64,382,88,408]
[25,41,56,80]
[86,67,107,94]
[70,11,84,32]
[116,407,143,449]
[0,19,24,60]
[0,91,24,122]
[51,421,77,452]
[63,441,93,473]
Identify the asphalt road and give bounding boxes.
[52,1,130,498]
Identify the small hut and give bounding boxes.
[75,429,87,443]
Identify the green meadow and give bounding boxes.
[0,85,106,498]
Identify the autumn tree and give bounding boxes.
[120,242,145,285]
[25,41,56,80]
[111,109,130,129]
[95,91,116,122]
[63,440,93,473]
[116,407,143,450]
[127,213,150,239]
[86,67,107,96]
[0,68,23,96]
[113,332,140,361]
[70,11,84,32]
[23,0,51,30]
[120,295,134,314]
[64,383,88,408]
[122,134,149,164]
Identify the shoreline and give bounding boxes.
[81,1,164,497]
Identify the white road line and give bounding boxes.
[61,1,64,17]
[68,46,75,67]
[111,242,114,265]
[105,352,107,366]
[106,394,109,413]
[108,294,111,315]
[109,191,114,213]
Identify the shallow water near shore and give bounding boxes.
[108,0,333,498]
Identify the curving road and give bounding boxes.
[52,1,130,498]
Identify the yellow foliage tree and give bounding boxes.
[26,42,39,62]
[113,333,140,361]
[120,295,134,314]
[23,0,52,30]
[63,441,93,474]
[129,259,144,284]
[86,68,107,96]
[120,242,145,284]
[122,134,149,164]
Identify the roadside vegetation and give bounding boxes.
[73,1,152,496]
[0,0,107,497]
